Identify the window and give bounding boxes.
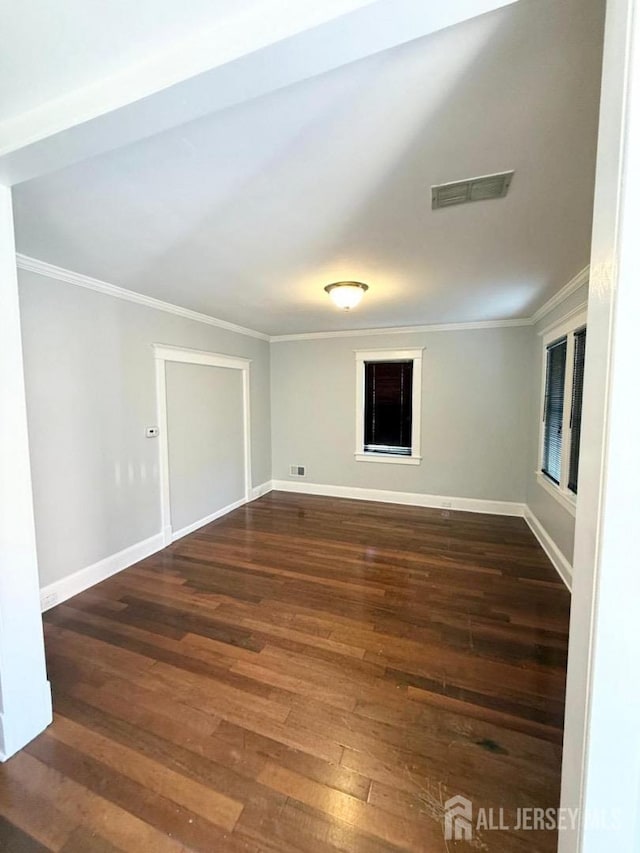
[542,338,567,484]
[364,361,413,455]
[538,312,587,512]
[355,349,423,465]
[568,328,587,494]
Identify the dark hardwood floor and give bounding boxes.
[0,492,570,852]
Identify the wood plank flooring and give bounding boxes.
[0,492,570,852]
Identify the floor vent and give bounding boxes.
[432,171,514,209]
[289,465,306,477]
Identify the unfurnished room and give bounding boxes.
[1,1,639,852]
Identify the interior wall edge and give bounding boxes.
[529,265,590,326]
[16,253,270,342]
[37,481,571,609]
[38,479,274,606]
[16,253,590,343]
[524,506,573,591]
[251,481,274,501]
[39,531,165,612]
[171,496,248,543]
[272,481,572,588]
[271,479,526,516]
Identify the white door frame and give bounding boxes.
[560,1,640,851]
[153,343,252,546]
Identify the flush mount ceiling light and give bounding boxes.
[324,281,369,310]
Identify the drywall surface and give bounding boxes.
[526,281,589,563]
[166,361,245,532]
[271,326,532,502]
[19,268,271,587]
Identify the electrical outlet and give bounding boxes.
[41,591,58,611]
[289,465,306,477]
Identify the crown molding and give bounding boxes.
[269,317,532,342]
[529,265,590,326]
[17,254,589,344]
[537,301,588,338]
[16,254,270,342]
[271,266,591,342]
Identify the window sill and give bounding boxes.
[355,453,422,466]
[535,471,577,517]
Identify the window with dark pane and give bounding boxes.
[542,338,567,484]
[364,361,413,455]
[568,328,587,494]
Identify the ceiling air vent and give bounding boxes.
[431,171,514,210]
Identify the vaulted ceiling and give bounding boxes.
[7,0,605,335]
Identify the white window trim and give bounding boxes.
[354,348,423,466]
[537,309,587,514]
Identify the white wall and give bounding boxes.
[526,281,589,565]
[0,187,51,759]
[166,362,245,533]
[19,264,586,601]
[18,268,271,590]
[271,326,532,504]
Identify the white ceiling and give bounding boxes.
[0,0,378,124]
[0,0,245,121]
[0,0,515,185]
[12,0,605,336]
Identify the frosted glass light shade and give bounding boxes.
[324,281,369,310]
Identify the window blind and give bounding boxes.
[364,361,413,454]
[542,338,567,484]
[568,328,587,494]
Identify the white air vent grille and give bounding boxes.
[432,171,513,210]
[289,465,306,477]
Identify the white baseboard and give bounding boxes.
[40,532,165,612]
[171,496,247,542]
[272,480,573,590]
[38,484,571,614]
[250,480,273,500]
[524,508,573,590]
[172,482,273,541]
[39,485,274,612]
[271,479,526,517]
